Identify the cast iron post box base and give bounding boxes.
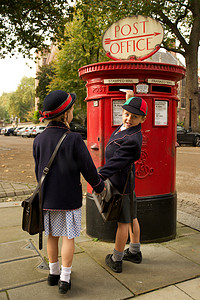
[86,192,176,243]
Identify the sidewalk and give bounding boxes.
[0,182,200,299]
[0,180,36,199]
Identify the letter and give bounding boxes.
[121,24,131,36]
[127,40,131,52]
[140,20,149,33]
[136,39,145,51]
[115,25,120,37]
[146,37,154,50]
[110,42,120,54]
[132,22,139,34]
[120,41,126,53]
[132,39,136,52]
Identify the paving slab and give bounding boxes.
[176,224,200,238]
[0,240,38,263]
[0,292,7,300]
[132,285,193,299]
[0,206,22,227]
[0,257,48,291]
[163,233,200,264]
[178,210,200,231]
[0,226,29,243]
[78,240,200,296]
[176,277,200,300]
[7,252,133,300]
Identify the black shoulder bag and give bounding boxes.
[21,132,68,250]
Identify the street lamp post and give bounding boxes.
[189,98,192,131]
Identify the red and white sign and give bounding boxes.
[102,15,163,60]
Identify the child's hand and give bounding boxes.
[95,185,107,199]
[126,90,134,101]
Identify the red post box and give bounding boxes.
[79,60,185,242]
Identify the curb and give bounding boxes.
[177,210,200,232]
[0,189,35,200]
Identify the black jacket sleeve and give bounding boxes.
[99,139,141,180]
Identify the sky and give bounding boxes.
[0,55,36,96]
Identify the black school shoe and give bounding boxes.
[123,248,142,264]
[58,280,71,294]
[48,274,60,286]
[105,254,122,273]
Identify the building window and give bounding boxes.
[181,97,186,108]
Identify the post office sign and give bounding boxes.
[102,15,163,60]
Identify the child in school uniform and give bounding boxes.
[33,90,104,293]
[99,91,147,273]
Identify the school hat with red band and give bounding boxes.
[122,97,148,116]
[40,90,76,120]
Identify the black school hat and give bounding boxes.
[40,90,76,120]
[122,97,148,116]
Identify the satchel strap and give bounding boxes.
[40,131,69,186]
[122,164,133,196]
[32,131,69,198]
[38,131,69,250]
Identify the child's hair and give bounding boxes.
[47,106,73,128]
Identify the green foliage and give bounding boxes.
[0,104,9,122]
[33,110,40,124]
[0,92,12,122]
[8,77,35,122]
[1,0,199,61]
[48,4,112,121]
[0,0,74,58]
[31,0,199,128]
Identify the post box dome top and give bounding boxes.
[102,15,164,60]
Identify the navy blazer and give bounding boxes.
[99,124,142,193]
[33,121,104,210]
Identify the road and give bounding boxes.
[0,135,36,184]
[176,146,200,206]
[0,135,199,201]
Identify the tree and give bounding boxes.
[48,9,110,123]
[130,0,200,131]
[0,104,9,122]
[15,0,198,130]
[0,0,74,58]
[8,77,35,121]
[73,0,200,131]
[0,92,12,122]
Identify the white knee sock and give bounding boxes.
[60,265,72,283]
[49,261,60,275]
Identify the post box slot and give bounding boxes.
[151,85,171,93]
[108,85,133,92]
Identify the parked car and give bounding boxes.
[177,125,200,147]
[4,127,16,136]
[0,127,7,135]
[17,127,29,136]
[22,126,36,138]
[13,127,24,136]
[31,126,46,137]
[70,122,87,139]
